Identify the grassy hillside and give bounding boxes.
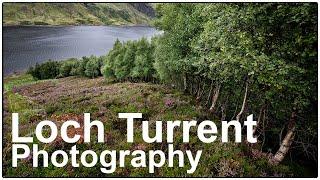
[3,73,308,177]
[3,3,154,26]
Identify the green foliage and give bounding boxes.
[130,38,155,81]
[28,60,60,80]
[114,41,133,80]
[59,58,78,77]
[102,39,122,79]
[28,55,104,80]
[75,56,91,76]
[102,38,156,82]
[84,55,103,78]
[153,4,203,86]
[154,2,317,167]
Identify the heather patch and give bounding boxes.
[3,74,298,177]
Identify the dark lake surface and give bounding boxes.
[3,26,159,75]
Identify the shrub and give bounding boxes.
[59,58,78,77]
[28,55,105,80]
[114,41,136,80]
[75,56,90,76]
[102,38,156,82]
[130,38,155,81]
[28,60,60,80]
[70,61,81,76]
[102,39,123,79]
[84,56,103,78]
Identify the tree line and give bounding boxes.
[28,38,155,82]
[28,55,104,79]
[152,3,317,166]
[27,3,317,166]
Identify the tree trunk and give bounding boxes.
[209,84,221,112]
[253,103,267,136]
[189,77,194,94]
[183,73,188,92]
[221,100,227,121]
[196,80,202,101]
[236,81,249,121]
[270,111,296,165]
[205,80,214,106]
[196,80,206,102]
[191,77,197,95]
[195,77,201,96]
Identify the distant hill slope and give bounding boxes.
[3,3,155,26]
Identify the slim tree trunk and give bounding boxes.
[253,103,267,135]
[191,77,196,95]
[196,80,202,100]
[196,81,206,102]
[221,101,227,121]
[189,77,194,94]
[270,111,296,165]
[193,77,199,96]
[194,77,201,96]
[183,73,187,92]
[205,80,214,106]
[209,84,221,112]
[236,81,249,121]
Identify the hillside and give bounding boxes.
[3,73,308,177]
[3,3,155,26]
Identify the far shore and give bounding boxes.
[3,24,154,28]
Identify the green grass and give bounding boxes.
[4,73,35,92]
